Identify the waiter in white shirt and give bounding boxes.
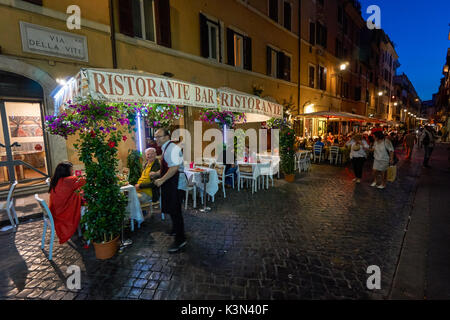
[150,128,187,253]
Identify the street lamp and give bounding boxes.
[340,62,349,71]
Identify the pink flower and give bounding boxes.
[108,141,116,148]
[122,135,127,142]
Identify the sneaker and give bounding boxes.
[356,179,361,183]
[168,240,187,253]
[377,185,386,189]
[370,182,377,187]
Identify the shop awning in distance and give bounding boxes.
[296,111,369,121]
[53,68,283,119]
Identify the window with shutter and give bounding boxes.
[118,0,156,42]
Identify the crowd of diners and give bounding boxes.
[295,123,411,152]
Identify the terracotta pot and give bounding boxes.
[93,236,119,260]
[284,173,295,182]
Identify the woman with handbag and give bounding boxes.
[345,134,369,183]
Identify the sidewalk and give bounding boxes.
[390,142,450,299]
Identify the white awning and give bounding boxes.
[53,68,283,120]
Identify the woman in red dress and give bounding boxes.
[49,161,86,244]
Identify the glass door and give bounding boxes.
[0,100,49,187]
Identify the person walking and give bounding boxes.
[150,128,187,253]
[420,125,437,168]
[404,130,417,160]
[370,131,395,189]
[345,134,369,183]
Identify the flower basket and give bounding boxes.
[199,109,245,129]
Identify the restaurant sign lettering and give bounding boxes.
[54,69,283,119]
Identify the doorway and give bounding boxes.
[0,100,49,189]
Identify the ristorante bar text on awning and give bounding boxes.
[54,68,283,119]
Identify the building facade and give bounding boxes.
[0,0,301,193]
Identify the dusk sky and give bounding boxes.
[359,0,450,101]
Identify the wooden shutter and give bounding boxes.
[227,28,234,66]
[199,13,209,58]
[23,0,42,5]
[155,0,171,48]
[283,55,291,81]
[269,0,278,22]
[118,0,134,37]
[309,22,315,45]
[267,46,272,76]
[243,37,252,71]
[276,51,284,79]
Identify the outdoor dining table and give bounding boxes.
[120,184,145,230]
[183,166,219,212]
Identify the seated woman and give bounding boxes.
[49,161,86,244]
[135,147,160,205]
[332,138,340,146]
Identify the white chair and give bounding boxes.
[215,164,235,198]
[1,181,19,229]
[258,161,272,190]
[182,173,202,209]
[329,146,342,165]
[238,164,259,194]
[313,145,324,163]
[35,194,55,260]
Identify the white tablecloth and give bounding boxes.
[120,184,144,223]
[182,167,219,197]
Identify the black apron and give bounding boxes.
[160,141,180,214]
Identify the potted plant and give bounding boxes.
[45,98,133,259]
[280,127,296,182]
[127,149,142,185]
[266,117,296,182]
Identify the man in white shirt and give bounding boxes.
[150,128,186,253]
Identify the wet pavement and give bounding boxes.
[0,145,431,300]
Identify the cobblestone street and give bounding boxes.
[0,146,432,300]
